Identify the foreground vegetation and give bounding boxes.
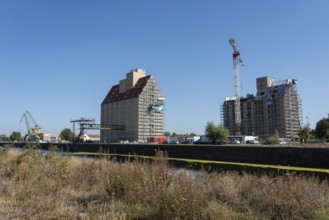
[1,147,329,219]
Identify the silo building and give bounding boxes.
[101,69,165,143]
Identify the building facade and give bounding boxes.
[101,69,165,143]
[221,76,302,139]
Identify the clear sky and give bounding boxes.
[1,0,329,136]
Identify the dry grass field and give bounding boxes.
[1,146,329,219]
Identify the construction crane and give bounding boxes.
[229,38,243,135]
[20,111,41,141]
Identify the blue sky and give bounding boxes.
[1,0,329,136]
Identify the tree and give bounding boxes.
[60,128,74,142]
[310,129,316,139]
[266,130,280,145]
[10,131,22,141]
[298,125,310,142]
[189,132,197,137]
[205,121,229,144]
[164,131,171,137]
[315,118,329,139]
[325,129,329,142]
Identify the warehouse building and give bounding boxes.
[221,76,302,139]
[101,69,165,143]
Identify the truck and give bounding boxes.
[185,136,200,144]
[162,136,179,144]
[197,135,211,144]
[244,136,260,144]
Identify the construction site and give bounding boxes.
[17,39,303,144]
[221,38,302,140]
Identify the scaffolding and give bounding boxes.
[284,79,302,139]
[138,77,165,142]
[220,104,224,126]
[222,77,302,139]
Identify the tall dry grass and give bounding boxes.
[1,146,329,219]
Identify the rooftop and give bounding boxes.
[102,75,151,104]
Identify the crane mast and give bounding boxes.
[229,38,243,135]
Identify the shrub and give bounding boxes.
[1,149,329,219]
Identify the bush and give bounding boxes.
[1,149,329,219]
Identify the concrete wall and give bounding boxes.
[72,143,329,169]
[2,142,329,169]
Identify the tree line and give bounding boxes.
[2,117,329,143]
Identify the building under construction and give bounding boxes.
[221,76,302,139]
[101,69,165,143]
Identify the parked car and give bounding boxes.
[234,140,240,144]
